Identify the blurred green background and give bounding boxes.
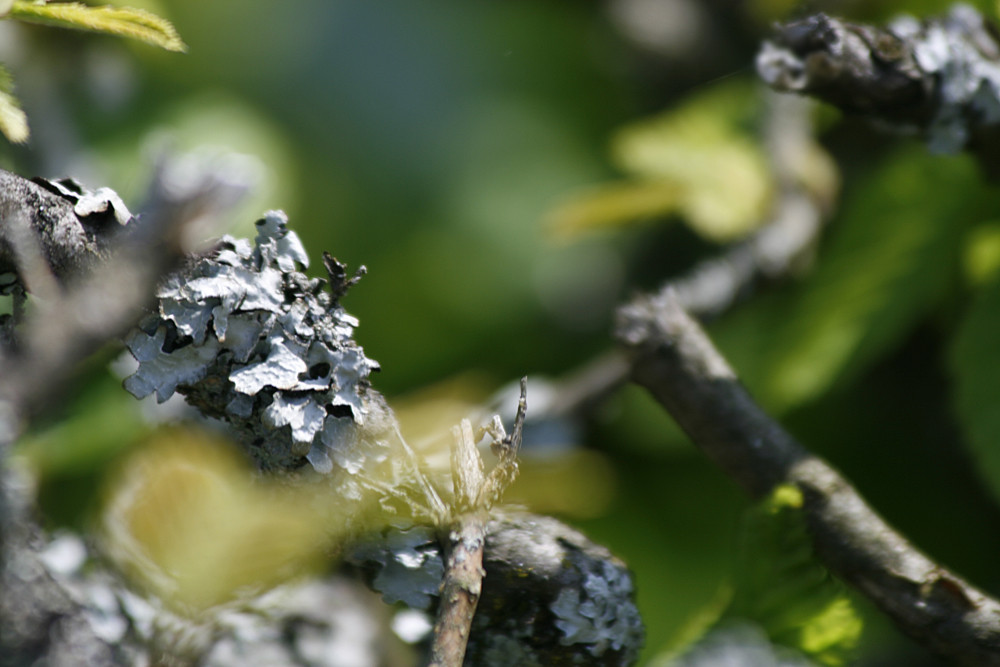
[8,0,1000,664]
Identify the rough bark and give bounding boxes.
[758,6,1000,176]
[616,289,1000,666]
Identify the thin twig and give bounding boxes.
[427,379,527,667]
[667,90,830,318]
[615,289,1000,665]
[427,423,488,667]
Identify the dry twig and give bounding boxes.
[427,379,526,667]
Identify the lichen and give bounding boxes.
[33,175,133,226]
[550,558,643,662]
[891,5,1000,153]
[123,211,380,473]
[346,527,444,610]
[757,5,1000,155]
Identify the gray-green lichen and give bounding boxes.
[756,4,1000,154]
[123,211,379,472]
[349,513,644,667]
[891,5,1000,153]
[347,527,445,610]
[670,622,815,667]
[551,559,643,659]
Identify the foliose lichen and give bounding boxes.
[551,559,643,660]
[349,513,644,667]
[756,4,1000,155]
[670,622,814,667]
[346,526,445,610]
[890,5,1000,153]
[123,211,380,473]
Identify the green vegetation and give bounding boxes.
[8,1,1000,664]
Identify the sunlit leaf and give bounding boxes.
[950,275,1000,505]
[101,429,345,613]
[715,148,985,411]
[729,485,862,665]
[547,180,681,239]
[0,65,28,143]
[9,1,186,52]
[548,79,773,243]
[610,80,773,242]
[962,221,1000,285]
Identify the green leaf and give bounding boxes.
[962,221,1000,285]
[548,78,774,243]
[0,64,28,143]
[546,179,681,239]
[950,275,1000,505]
[610,79,773,242]
[729,485,862,666]
[8,1,186,52]
[714,147,985,412]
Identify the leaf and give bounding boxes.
[548,79,773,243]
[610,79,773,242]
[8,1,186,52]
[962,221,1000,285]
[949,274,1000,505]
[101,429,343,612]
[547,180,682,240]
[0,65,28,143]
[729,485,862,666]
[714,147,985,412]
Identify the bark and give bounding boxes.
[616,289,1000,666]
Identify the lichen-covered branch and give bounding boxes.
[758,5,1000,175]
[0,166,231,667]
[615,289,1000,665]
[350,511,643,667]
[0,165,643,666]
[121,211,383,475]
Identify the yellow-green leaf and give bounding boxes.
[0,65,28,143]
[730,485,862,665]
[101,429,347,612]
[547,180,681,240]
[962,221,1000,285]
[9,1,186,52]
[610,80,773,242]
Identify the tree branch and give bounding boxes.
[0,164,246,667]
[0,165,644,666]
[758,5,1000,176]
[350,510,643,667]
[668,90,830,319]
[0,166,233,666]
[428,511,487,667]
[615,288,1000,665]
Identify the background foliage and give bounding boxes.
[7,0,1000,664]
